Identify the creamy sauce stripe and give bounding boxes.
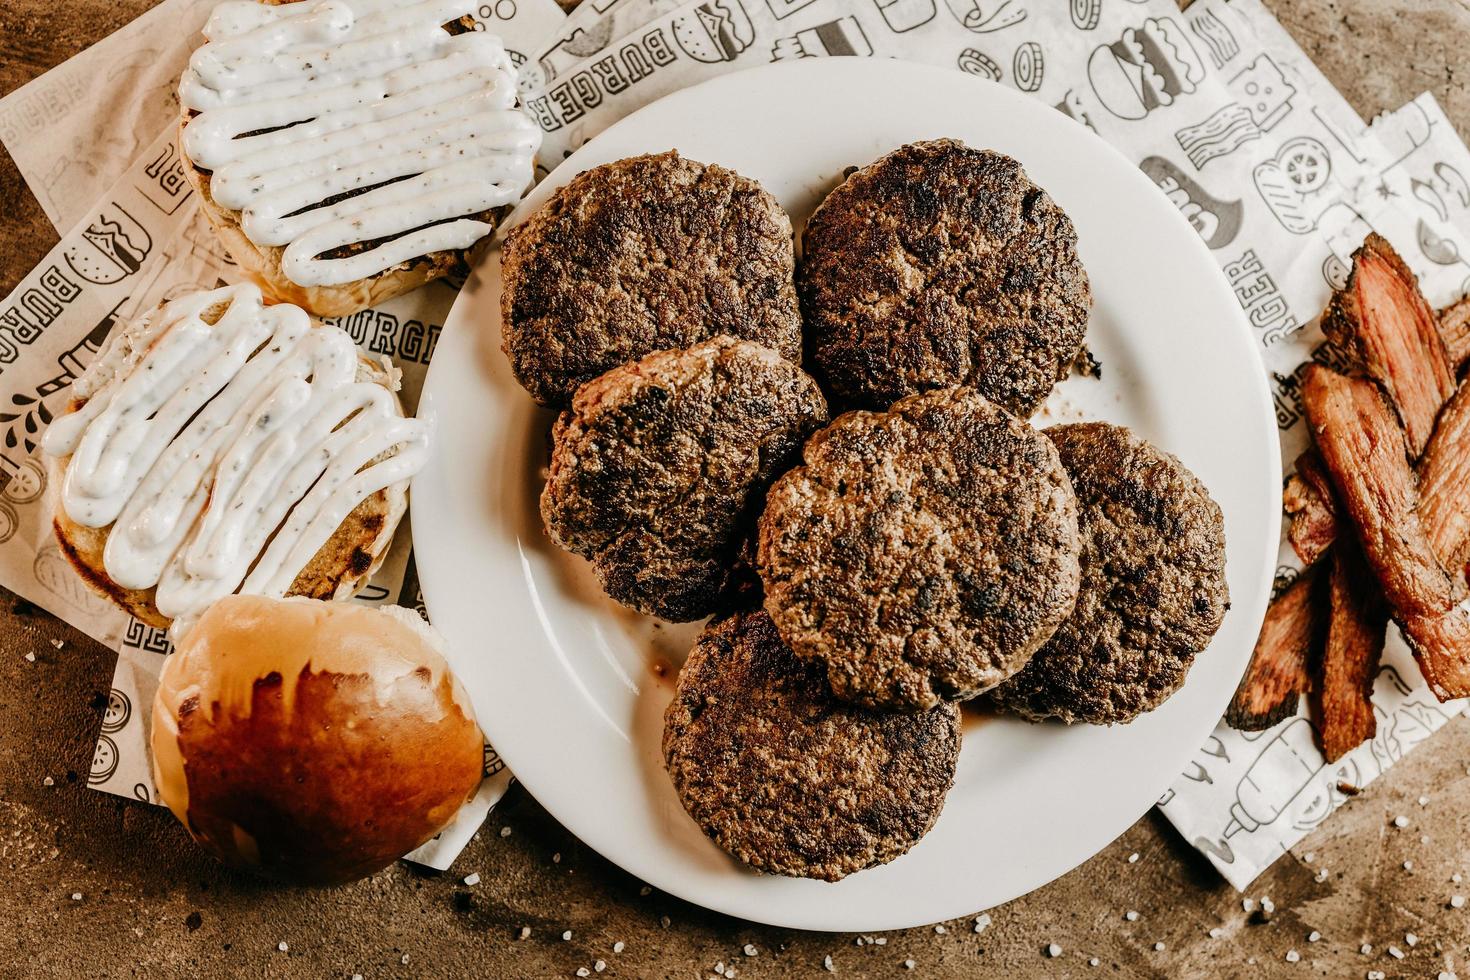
[41,283,432,629]
[180,0,540,287]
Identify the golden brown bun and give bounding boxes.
[48,299,408,629]
[177,4,518,318]
[151,595,483,885]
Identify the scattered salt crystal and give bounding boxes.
[903,960,916,971]
[1303,852,1315,862]
[1285,950,1300,963]
[594,963,605,974]
[519,927,531,940]
[1153,942,1165,952]
[1127,853,1140,864]
[613,942,625,953]
[854,938,863,947]
[1367,972,1386,980]
[934,925,946,935]
[744,945,757,957]
[1393,815,1409,828]
[1088,958,1100,967]
[400,955,409,966]
[462,873,480,886]
[823,954,835,972]
[562,931,573,941]
[638,884,649,895]
[714,961,724,975]
[499,826,512,838]
[1439,972,1458,980]
[1405,933,1418,946]
[1124,910,1139,922]
[1315,869,1330,883]
[1242,898,1257,913]
[1046,944,1062,958]
[277,942,289,952]
[973,913,991,934]
[875,938,887,946]
[1455,873,1464,883]
[352,974,363,980]
[1260,897,1275,914]
[50,639,64,649]
[1388,946,1404,959]
[660,916,671,929]
[1421,835,1431,845]
[1452,895,1466,909]
[575,969,589,978]
[1208,928,1222,939]
[725,969,736,979]
[1360,944,1372,955]
[1404,861,1414,871]
[1308,931,1321,942]
[1419,795,1430,806]
[24,652,35,662]
[42,777,53,787]
[554,853,562,864]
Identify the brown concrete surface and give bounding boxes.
[2,1,1470,977]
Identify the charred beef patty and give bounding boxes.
[757,386,1082,711]
[988,422,1229,725]
[663,609,960,881]
[501,151,803,407]
[542,337,828,622]
[799,139,1091,416]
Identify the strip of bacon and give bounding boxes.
[1321,233,1456,457]
[1284,450,1338,567]
[1441,294,1470,374]
[1226,569,1324,731]
[1303,364,1470,700]
[1419,379,1470,583]
[1315,545,1386,762]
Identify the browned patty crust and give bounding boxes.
[799,139,1091,416]
[542,337,828,622]
[988,422,1229,725]
[757,386,1082,711]
[501,151,803,407]
[663,610,960,881]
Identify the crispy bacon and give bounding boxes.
[1321,233,1456,457]
[1315,545,1386,762]
[1441,294,1470,374]
[1303,364,1470,700]
[1284,450,1338,567]
[1226,569,1324,731]
[1420,380,1470,585]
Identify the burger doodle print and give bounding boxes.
[1087,16,1206,121]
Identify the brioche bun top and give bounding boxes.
[151,595,483,885]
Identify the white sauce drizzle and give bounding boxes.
[41,283,432,629]
[180,0,540,287]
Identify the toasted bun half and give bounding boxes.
[151,596,483,884]
[48,298,408,629]
[177,5,521,319]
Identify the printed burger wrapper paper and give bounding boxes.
[2,0,1470,888]
[0,0,569,872]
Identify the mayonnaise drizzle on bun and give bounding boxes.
[179,0,540,287]
[41,283,432,627]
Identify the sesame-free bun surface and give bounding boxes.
[46,299,409,630]
[150,596,483,885]
[176,7,516,319]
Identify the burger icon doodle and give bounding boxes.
[672,0,755,64]
[1087,16,1205,121]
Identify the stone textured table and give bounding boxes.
[3,1,1470,976]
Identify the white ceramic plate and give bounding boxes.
[413,59,1280,932]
